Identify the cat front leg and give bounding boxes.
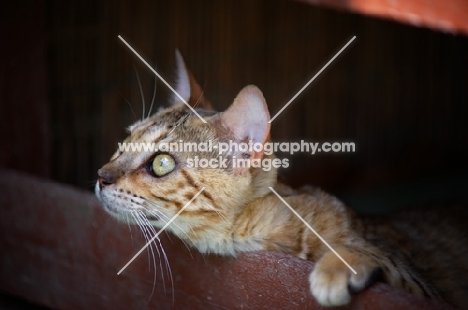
[309,246,381,306]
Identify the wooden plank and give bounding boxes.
[0,169,453,309]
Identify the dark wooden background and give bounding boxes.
[3,0,468,212]
[1,2,467,308]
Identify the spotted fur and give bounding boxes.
[96,53,468,307]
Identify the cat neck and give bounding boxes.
[181,181,300,256]
[177,154,303,255]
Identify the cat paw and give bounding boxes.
[309,251,380,306]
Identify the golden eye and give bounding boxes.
[151,154,175,177]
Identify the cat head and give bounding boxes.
[95,51,277,245]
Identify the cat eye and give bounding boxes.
[151,154,176,177]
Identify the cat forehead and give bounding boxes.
[127,103,219,140]
[126,106,188,135]
[129,107,187,129]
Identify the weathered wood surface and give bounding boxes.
[0,169,453,309]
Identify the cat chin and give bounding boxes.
[96,192,128,220]
[100,200,161,226]
[101,203,125,218]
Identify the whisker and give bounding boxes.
[135,211,158,302]
[191,82,207,110]
[204,203,234,230]
[145,208,193,252]
[142,199,190,239]
[147,64,158,118]
[140,212,174,300]
[147,211,193,255]
[125,212,134,245]
[142,199,193,261]
[140,215,166,294]
[117,89,137,121]
[134,211,156,270]
[133,65,146,121]
[131,211,152,271]
[168,112,191,136]
[139,198,195,300]
[184,82,207,121]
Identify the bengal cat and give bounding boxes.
[95,51,468,308]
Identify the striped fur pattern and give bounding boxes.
[95,53,468,307]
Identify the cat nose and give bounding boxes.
[97,168,118,188]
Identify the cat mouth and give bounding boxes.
[101,200,160,221]
[103,204,160,222]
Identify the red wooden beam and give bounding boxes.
[0,169,453,309]
[295,0,468,35]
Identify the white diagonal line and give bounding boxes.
[269,36,356,123]
[268,187,357,274]
[117,187,206,275]
[118,35,207,123]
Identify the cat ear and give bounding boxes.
[172,50,213,110]
[220,85,271,160]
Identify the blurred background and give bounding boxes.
[1,0,468,308]
[3,0,467,213]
